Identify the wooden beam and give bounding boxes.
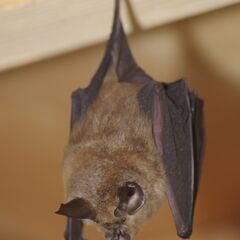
[0,0,238,71]
[0,0,132,71]
[131,0,240,28]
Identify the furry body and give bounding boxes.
[63,81,165,236]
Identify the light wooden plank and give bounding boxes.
[0,0,34,9]
[0,0,132,71]
[131,0,240,28]
[0,0,239,72]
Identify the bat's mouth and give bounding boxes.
[105,225,131,240]
[105,231,130,240]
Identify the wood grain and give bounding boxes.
[0,0,239,72]
[131,0,239,28]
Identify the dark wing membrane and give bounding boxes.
[153,79,198,238]
[70,0,152,129]
[189,92,205,201]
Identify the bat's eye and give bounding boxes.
[127,186,135,197]
[115,181,145,217]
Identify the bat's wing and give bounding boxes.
[152,80,205,238]
[70,0,153,129]
[189,92,205,201]
[64,218,83,240]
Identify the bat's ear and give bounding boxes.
[114,182,145,217]
[56,198,96,221]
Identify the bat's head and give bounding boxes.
[56,180,148,240]
[103,181,145,240]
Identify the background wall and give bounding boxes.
[0,3,240,240]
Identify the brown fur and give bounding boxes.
[63,80,165,237]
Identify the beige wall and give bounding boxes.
[0,4,240,240]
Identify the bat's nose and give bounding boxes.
[105,229,131,240]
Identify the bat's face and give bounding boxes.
[57,137,165,240]
[57,180,147,240]
[98,181,145,240]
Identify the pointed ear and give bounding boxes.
[56,198,96,220]
[114,182,144,217]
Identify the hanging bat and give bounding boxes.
[56,0,205,239]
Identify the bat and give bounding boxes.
[56,0,205,239]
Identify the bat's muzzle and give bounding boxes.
[105,228,131,240]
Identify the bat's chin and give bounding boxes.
[105,226,131,240]
[105,232,131,240]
